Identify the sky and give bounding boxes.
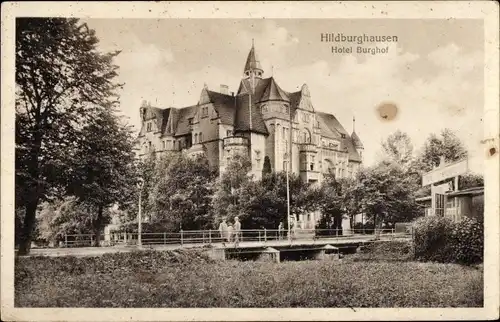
[84,18,485,174]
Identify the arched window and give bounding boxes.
[324,159,334,174]
[199,132,203,142]
[304,129,311,143]
[194,133,198,144]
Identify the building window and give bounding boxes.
[146,122,152,132]
[284,105,289,115]
[262,105,268,113]
[201,107,208,117]
[162,141,166,150]
[199,133,203,142]
[188,118,193,125]
[310,156,315,171]
[227,130,232,137]
[282,127,286,138]
[341,133,346,138]
[194,133,198,144]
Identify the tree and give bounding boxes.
[36,197,100,245]
[459,172,484,189]
[381,130,414,170]
[152,154,217,231]
[416,128,468,173]
[262,156,272,177]
[211,153,252,226]
[16,18,121,254]
[66,107,139,246]
[316,172,346,235]
[354,161,422,229]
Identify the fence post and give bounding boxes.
[209,229,212,244]
[64,233,68,247]
[258,231,261,242]
[264,228,267,242]
[180,230,184,247]
[91,234,94,247]
[163,232,166,245]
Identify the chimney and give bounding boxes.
[220,84,229,95]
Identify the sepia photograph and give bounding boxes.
[1,1,499,321]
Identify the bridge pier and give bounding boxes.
[257,247,280,263]
[313,245,340,260]
[206,248,226,261]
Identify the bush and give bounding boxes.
[350,241,413,262]
[449,217,483,264]
[413,216,483,265]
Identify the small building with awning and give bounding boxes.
[415,156,484,223]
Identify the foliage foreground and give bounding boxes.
[15,247,483,308]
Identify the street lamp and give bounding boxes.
[137,177,144,248]
[284,152,291,242]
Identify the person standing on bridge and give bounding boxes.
[218,218,228,246]
[278,222,284,240]
[233,216,241,247]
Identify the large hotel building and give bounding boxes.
[137,43,364,188]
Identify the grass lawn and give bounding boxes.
[15,244,483,308]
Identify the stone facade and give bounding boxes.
[136,43,364,186]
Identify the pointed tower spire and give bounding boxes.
[353,116,356,133]
[243,41,264,79]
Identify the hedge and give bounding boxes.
[413,216,483,265]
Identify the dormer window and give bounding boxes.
[341,133,346,138]
[261,105,268,113]
[146,122,152,132]
[188,118,193,125]
[201,107,208,118]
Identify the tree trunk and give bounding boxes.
[18,198,39,255]
[18,128,43,255]
[93,206,104,247]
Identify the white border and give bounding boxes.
[1,1,499,321]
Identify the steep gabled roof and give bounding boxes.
[234,94,268,135]
[261,77,290,102]
[174,105,197,136]
[206,90,237,125]
[351,131,363,149]
[316,111,361,162]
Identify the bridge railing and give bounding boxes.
[57,228,410,248]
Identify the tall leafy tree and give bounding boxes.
[354,161,422,228]
[381,130,414,170]
[262,156,272,177]
[416,128,468,173]
[66,107,139,246]
[15,18,121,254]
[211,153,252,225]
[152,154,217,231]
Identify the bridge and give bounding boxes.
[26,228,412,259]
